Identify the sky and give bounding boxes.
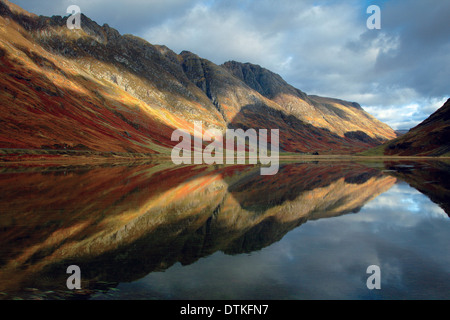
[12,0,450,130]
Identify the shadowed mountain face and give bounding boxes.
[0,0,396,156]
[366,99,450,156]
[0,161,396,297]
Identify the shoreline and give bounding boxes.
[1,148,449,166]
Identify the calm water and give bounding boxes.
[0,160,449,300]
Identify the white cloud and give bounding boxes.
[143,2,287,68]
[363,96,448,130]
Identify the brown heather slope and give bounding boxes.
[0,0,396,157]
[362,98,450,157]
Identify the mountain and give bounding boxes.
[395,129,409,137]
[0,0,397,158]
[362,99,450,156]
[222,61,396,144]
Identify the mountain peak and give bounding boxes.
[0,0,397,156]
[180,50,201,59]
[222,60,300,99]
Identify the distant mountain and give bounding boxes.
[395,129,410,137]
[0,0,397,156]
[363,99,450,156]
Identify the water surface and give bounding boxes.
[0,160,448,300]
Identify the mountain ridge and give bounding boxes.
[0,0,397,157]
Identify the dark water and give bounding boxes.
[0,160,449,300]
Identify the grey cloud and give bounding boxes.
[348,0,450,128]
[372,0,450,97]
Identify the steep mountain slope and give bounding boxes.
[222,61,397,143]
[363,99,450,156]
[0,0,396,156]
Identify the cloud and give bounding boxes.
[144,3,283,66]
[364,96,448,130]
[143,0,370,87]
[346,0,450,128]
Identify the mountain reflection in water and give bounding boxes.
[0,160,448,300]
